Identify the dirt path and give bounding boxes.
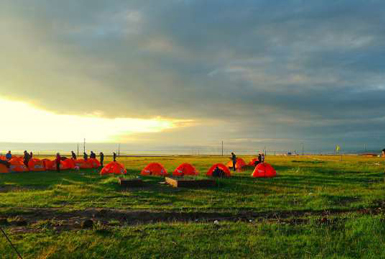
[1,202,384,234]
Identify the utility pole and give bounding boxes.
[221,141,224,156]
[83,138,86,153]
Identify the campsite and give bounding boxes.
[1,154,385,258]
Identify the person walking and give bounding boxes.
[100,152,104,167]
[231,152,237,171]
[71,151,77,160]
[55,153,61,172]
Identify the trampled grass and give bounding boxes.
[0,155,384,258]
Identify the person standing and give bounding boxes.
[71,151,77,160]
[30,152,33,159]
[55,153,61,172]
[23,150,30,167]
[382,149,385,172]
[231,152,237,171]
[5,151,12,161]
[100,152,104,167]
[83,152,88,161]
[113,152,117,162]
[90,151,96,159]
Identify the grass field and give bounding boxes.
[1,155,385,258]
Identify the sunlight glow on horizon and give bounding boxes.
[0,98,175,143]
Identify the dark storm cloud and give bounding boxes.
[0,0,384,150]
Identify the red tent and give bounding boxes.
[206,163,231,177]
[252,163,276,178]
[42,159,53,170]
[28,158,45,172]
[248,158,259,166]
[88,158,101,168]
[9,158,28,172]
[226,158,247,171]
[0,165,8,173]
[141,163,168,176]
[62,159,76,170]
[75,159,93,169]
[173,163,199,177]
[100,161,127,175]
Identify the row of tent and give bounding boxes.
[101,161,276,178]
[0,156,101,173]
[0,156,276,178]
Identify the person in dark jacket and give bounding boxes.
[113,152,117,162]
[23,150,30,167]
[90,151,96,159]
[5,151,12,160]
[83,152,88,161]
[55,153,61,172]
[71,151,77,160]
[100,152,104,167]
[212,166,225,177]
[231,152,237,171]
[30,152,33,159]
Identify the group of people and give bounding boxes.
[229,152,265,171]
[1,150,119,172]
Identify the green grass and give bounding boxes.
[0,155,385,258]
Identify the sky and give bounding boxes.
[0,0,384,154]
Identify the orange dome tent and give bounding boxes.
[173,163,199,177]
[226,158,247,171]
[141,163,168,176]
[206,163,231,177]
[28,159,45,172]
[88,158,101,168]
[0,160,9,173]
[0,164,8,173]
[42,159,54,170]
[100,161,127,175]
[75,159,93,169]
[252,163,276,178]
[9,158,28,172]
[62,159,76,170]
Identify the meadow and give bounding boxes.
[0,155,385,258]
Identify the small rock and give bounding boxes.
[81,219,94,229]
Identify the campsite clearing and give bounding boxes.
[0,155,385,258]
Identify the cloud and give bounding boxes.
[0,0,384,150]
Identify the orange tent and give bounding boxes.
[42,159,53,170]
[28,159,45,172]
[226,158,247,171]
[62,159,76,170]
[88,158,101,168]
[75,159,93,169]
[173,163,199,177]
[252,163,276,178]
[141,163,168,176]
[206,163,231,177]
[9,158,28,172]
[0,160,9,173]
[100,161,127,175]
